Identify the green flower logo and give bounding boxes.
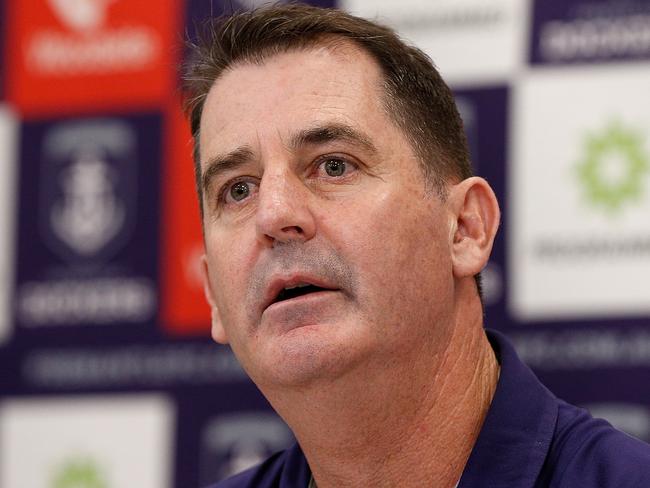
[576,121,649,214]
[52,457,108,488]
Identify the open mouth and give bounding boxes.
[272,283,332,304]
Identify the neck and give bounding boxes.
[263,293,499,488]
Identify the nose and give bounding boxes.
[255,169,316,246]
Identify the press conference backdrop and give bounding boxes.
[0,0,649,486]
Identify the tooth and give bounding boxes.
[284,283,310,290]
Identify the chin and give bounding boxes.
[255,329,366,389]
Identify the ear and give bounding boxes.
[200,255,229,344]
[447,177,500,279]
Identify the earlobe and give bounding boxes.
[200,255,229,344]
[448,177,500,278]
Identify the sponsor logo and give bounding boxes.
[509,68,650,320]
[18,277,156,326]
[576,121,649,214]
[200,413,293,483]
[52,456,108,488]
[534,1,650,63]
[27,0,157,76]
[6,0,177,114]
[512,329,650,370]
[540,16,650,62]
[533,237,650,261]
[341,0,527,83]
[532,121,650,263]
[23,343,245,389]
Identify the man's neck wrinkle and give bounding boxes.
[271,321,498,488]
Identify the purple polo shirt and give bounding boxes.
[208,330,650,487]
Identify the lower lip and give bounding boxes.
[262,290,342,324]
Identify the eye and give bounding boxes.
[319,156,354,177]
[230,181,250,201]
[222,179,258,204]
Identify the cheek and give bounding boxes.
[206,238,251,316]
[332,190,452,308]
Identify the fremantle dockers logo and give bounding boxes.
[40,120,136,263]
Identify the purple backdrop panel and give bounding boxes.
[14,114,162,341]
[530,0,650,65]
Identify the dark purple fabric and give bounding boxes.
[207,441,310,488]
[207,330,650,487]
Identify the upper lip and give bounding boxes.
[261,273,339,313]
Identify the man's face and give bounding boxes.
[199,42,458,389]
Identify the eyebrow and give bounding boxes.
[200,123,377,196]
[288,123,378,155]
[201,146,255,197]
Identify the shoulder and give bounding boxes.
[541,400,650,487]
[204,451,286,488]
[204,443,310,488]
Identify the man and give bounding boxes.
[182,4,650,487]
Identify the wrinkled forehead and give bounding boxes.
[204,37,386,112]
[198,40,390,160]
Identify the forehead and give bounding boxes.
[198,41,391,163]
